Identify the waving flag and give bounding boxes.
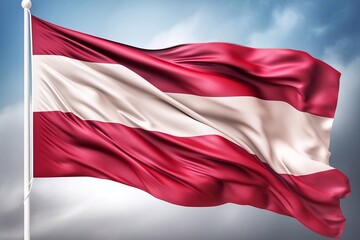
[31,16,350,238]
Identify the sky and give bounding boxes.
[0,0,359,239]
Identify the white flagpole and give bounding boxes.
[21,0,32,240]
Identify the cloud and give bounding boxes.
[323,37,358,66]
[311,25,329,36]
[0,103,24,240]
[146,11,205,49]
[323,51,360,134]
[248,8,303,48]
[0,103,23,198]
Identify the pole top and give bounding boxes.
[21,0,32,10]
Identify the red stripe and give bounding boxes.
[34,111,350,238]
[31,16,340,118]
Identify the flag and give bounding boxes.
[31,16,350,238]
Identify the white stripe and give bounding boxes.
[33,55,334,175]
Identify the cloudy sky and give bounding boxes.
[0,0,359,239]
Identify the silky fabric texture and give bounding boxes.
[32,16,339,118]
[31,16,350,238]
[33,55,334,175]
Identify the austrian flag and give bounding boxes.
[31,16,350,238]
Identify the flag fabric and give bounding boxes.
[31,16,350,238]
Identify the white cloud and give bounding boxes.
[146,11,206,49]
[311,25,329,36]
[248,8,303,48]
[323,38,353,68]
[331,57,360,129]
[322,40,360,133]
[29,177,264,240]
[0,103,24,240]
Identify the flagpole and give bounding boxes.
[22,0,32,240]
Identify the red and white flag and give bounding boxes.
[31,16,350,238]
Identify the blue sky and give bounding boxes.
[0,0,359,239]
